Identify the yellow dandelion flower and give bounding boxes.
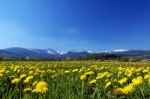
[23,87,32,92]
[72,69,78,73]
[0,69,5,73]
[80,75,87,80]
[64,70,70,73]
[23,76,34,83]
[32,81,48,94]
[89,79,96,85]
[96,76,103,80]
[144,74,150,80]
[132,76,143,86]
[143,69,149,73]
[11,78,21,84]
[0,73,4,77]
[118,77,128,85]
[106,74,112,78]
[13,66,20,72]
[114,88,123,95]
[105,81,111,88]
[29,71,34,75]
[33,81,38,86]
[122,84,134,94]
[84,71,94,76]
[126,73,132,77]
[20,74,27,79]
[5,70,10,74]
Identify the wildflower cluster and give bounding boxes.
[0,61,150,98]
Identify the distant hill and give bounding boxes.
[104,50,150,60]
[0,47,91,60]
[4,47,59,59]
[0,47,150,60]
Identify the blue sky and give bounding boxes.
[0,0,150,51]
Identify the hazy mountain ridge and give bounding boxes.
[0,47,91,59]
[0,47,150,60]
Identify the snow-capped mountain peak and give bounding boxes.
[104,49,129,53]
[2,47,150,60]
[56,51,67,55]
[113,49,129,52]
[47,49,58,55]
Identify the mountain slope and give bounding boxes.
[103,50,150,59]
[0,47,150,60]
[60,51,90,59]
[0,49,22,60]
[4,47,59,59]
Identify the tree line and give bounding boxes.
[0,53,141,62]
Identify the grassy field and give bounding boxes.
[0,61,150,99]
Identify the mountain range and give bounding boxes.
[0,47,150,60]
